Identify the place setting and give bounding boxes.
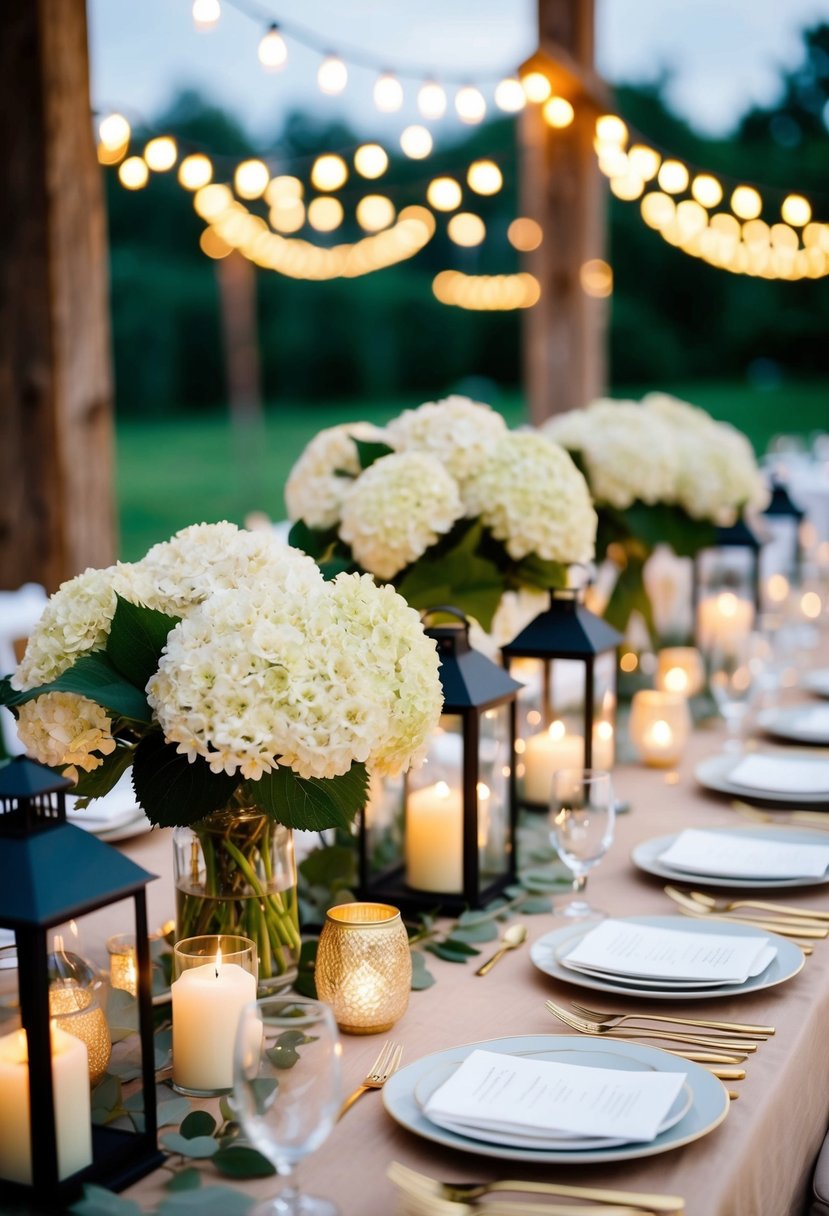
[694,748,829,808]
[632,823,829,890]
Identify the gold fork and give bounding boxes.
[663,886,827,940]
[388,1161,685,1213]
[545,1000,759,1053]
[688,888,829,923]
[567,1000,774,1036]
[337,1041,402,1120]
[732,800,829,830]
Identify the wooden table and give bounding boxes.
[93,720,829,1216]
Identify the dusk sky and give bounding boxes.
[88,0,829,141]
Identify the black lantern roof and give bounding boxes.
[424,609,521,711]
[502,590,622,661]
[714,518,762,551]
[763,480,805,522]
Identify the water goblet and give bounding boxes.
[549,768,616,920]
[233,996,342,1216]
[707,632,765,752]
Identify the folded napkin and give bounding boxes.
[729,754,829,795]
[790,706,829,737]
[66,772,141,831]
[660,828,829,879]
[562,919,772,984]
[423,1049,686,1144]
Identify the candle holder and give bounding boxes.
[655,647,704,697]
[48,985,111,1086]
[171,934,257,1097]
[693,520,762,648]
[0,757,162,1206]
[628,690,692,768]
[107,934,138,998]
[315,904,411,1035]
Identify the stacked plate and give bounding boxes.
[804,670,829,700]
[530,914,804,1000]
[383,1034,729,1164]
[758,705,829,746]
[695,751,829,807]
[66,773,151,843]
[633,824,829,889]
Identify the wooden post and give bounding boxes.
[521,0,608,424]
[0,0,115,593]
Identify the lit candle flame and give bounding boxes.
[215,944,222,979]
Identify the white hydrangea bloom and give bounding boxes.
[339,452,464,580]
[544,400,680,510]
[462,433,597,565]
[16,692,116,780]
[385,395,507,486]
[147,571,442,782]
[284,422,392,529]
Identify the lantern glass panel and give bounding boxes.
[695,548,756,651]
[479,703,511,884]
[404,714,464,894]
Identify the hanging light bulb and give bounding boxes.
[144,137,178,172]
[265,175,304,204]
[595,114,627,146]
[98,113,131,151]
[308,196,344,232]
[178,153,213,190]
[521,71,552,103]
[311,154,348,191]
[118,157,149,190]
[373,73,403,112]
[400,125,432,159]
[494,78,525,112]
[455,86,486,124]
[447,212,486,246]
[781,194,811,226]
[258,24,287,70]
[234,159,270,199]
[467,160,503,196]
[508,217,543,251]
[192,0,220,29]
[542,96,575,128]
[427,177,462,211]
[731,185,762,220]
[353,144,388,179]
[691,173,723,208]
[627,145,661,181]
[657,159,689,194]
[356,195,395,232]
[318,55,347,95]
[418,80,447,120]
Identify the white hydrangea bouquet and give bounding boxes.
[543,393,768,640]
[285,396,597,631]
[0,522,442,825]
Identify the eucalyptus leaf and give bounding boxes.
[158,1187,255,1216]
[267,1029,308,1068]
[449,921,498,944]
[106,988,138,1041]
[180,1110,217,1139]
[442,938,481,956]
[91,1073,122,1113]
[165,1168,202,1193]
[106,595,180,690]
[157,1099,192,1130]
[299,844,357,889]
[132,733,240,828]
[425,942,475,964]
[212,1145,277,1178]
[69,1184,143,1216]
[514,895,553,915]
[410,951,436,990]
[160,1132,219,1159]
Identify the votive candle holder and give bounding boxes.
[315,904,411,1035]
[629,690,692,768]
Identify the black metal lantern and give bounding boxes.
[761,479,805,596]
[692,519,762,648]
[502,590,622,812]
[358,608,521,914]
[0,758,162,1206]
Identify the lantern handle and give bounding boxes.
[419,605,470,632]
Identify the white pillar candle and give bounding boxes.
[592,720,615,770]
[520,721,585,804]
[405,781,463,893]
[697,592,754,650]
[172,951,257,1093]
[0,1025,92,1185]
[656,647,704,697]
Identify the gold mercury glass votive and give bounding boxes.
[49,983,112,1085]
[315,903,411,1035]
[107,933,138,997]
[629,690,692,769]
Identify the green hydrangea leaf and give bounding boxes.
[353,438,395,470]
[132,733,240,828]
[244,763,368,833]
[212,1145,277,1178]
[106,596,180,691]
[1,653,152,722]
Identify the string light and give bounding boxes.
[455,86,486,124]
[521,71,552,103]
[542,96,574,128]
[427,177,462,211]
[595,114,627,146]
[178,153,213,190]
[400,125,433,159]
[781,193,811,226]
[580,258,613,297]
[353,144,388,179]
[690,173,722,207]
[627,145,660,181]
[640,192,675,229]
[494,77,526,112]
[192,0,220,29]
[317,55,347,94]
[99,113,131,151]
[676,199,707,237]
[467,160,503,195]
[118,157,149,190]
[308,196,344,232]
[508,217,543,251]
[270,197,306,233]
[373,73,403,112]
[433,269,540,310]
[731,185,762,220]
[200,227,232,259]
[311,154,348,191]
[265,175,303,203]
[417,81,447,119]
[610,174,645,201]
[258,24,287,70]
[234,159,269,199]
[194,183,234,220]
[144,137,177,171]
[356,195,395,232]
[657,160,689,194]
[447,212,486,246]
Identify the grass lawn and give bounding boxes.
[115,379,828,561]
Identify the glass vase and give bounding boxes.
[173,804,300,990]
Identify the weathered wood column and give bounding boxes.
[0,0,115,592]
[521,0,608,423]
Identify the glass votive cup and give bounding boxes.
[628,690,692,768]
[655,647,705,697]
[49,983,112,1085]
[171,934,257,1097]
[107,933,138,998]
[315,903,411,1035]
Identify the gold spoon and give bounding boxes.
[475,923,528,976]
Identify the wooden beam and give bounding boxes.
[0,0,115,593]
[521,0,608,424]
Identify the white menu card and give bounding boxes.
[660,828,829,879]
[563,919,771,982]
[729,754,829,794]
[423,1049,686,1143]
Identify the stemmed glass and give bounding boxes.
[233,996,343,1216]
[549,768,616,920]
[707,632,765,752]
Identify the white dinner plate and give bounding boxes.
[804,670,829,700]
[530,915,804,1001]
[695,753,829,808]
[383,1034,728,1164]
[757,707,829,746]
[632,825,829,889]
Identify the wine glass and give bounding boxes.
[549,768,616,920]
[707,632,765,752]
[233,996,343,1216]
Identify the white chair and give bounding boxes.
[0,584,47,756]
